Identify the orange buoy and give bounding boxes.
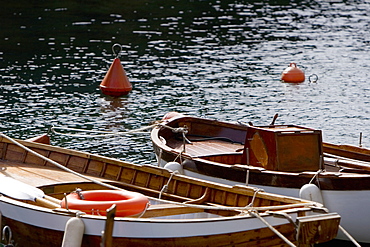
[281,63,305,83]
[26,134,50,144]
[100,44,132,97]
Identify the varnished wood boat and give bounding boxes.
[323,142,370,164]
[0,134,340,247]
[150,113,370,243]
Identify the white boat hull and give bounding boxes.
[0,196,302,244]
[182,168,370,243]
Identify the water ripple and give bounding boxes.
[1,0,370,163]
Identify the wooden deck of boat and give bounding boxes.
[0,159,99,187]
[168,139,244,157]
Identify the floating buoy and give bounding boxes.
[26,134,50,144]
[162,112,184,121]
[281,63,305,83]
[100,44,132,97]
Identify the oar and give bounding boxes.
[0,176,60,208]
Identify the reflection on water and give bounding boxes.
[1,0,370,165]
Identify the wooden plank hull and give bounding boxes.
[0,135,338,246]
[0,197,299,247]
[151,115,370,243]
[0,217,297,247]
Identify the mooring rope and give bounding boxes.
[51,124,158,138]
[250,210,297,247]
[50,122,189,139]
[158,171,177,199]
[338,226,361,247]
[308,169,323,184]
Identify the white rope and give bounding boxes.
[246,188,263,207]
[309,169,323,184]
[165,125,190,164]
[250,210,297,247]
[51,124,158,138]
[338,225,361,247]
[157,123,188,134]
[174,150,184,164]
[158,171,177,199]
[0,133,318,212]
[137,202,151,218]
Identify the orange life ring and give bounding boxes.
[60,190,149,217]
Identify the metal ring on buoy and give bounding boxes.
[60,190,149,217]
[309,74,318,83]
[112,43,122,58]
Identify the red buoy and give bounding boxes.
[281,63,305,83]
[26,134,50,144]
[100,57,132,97]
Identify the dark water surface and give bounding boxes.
[1,0,370,246]
[2,0,370,165]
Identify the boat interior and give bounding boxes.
[159,117,370,174]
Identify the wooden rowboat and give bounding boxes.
[0,133,340,247]
[150,113,369,244]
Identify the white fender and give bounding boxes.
[164,162,184,174]
[61,217,85,247]
[299,184,324,205]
